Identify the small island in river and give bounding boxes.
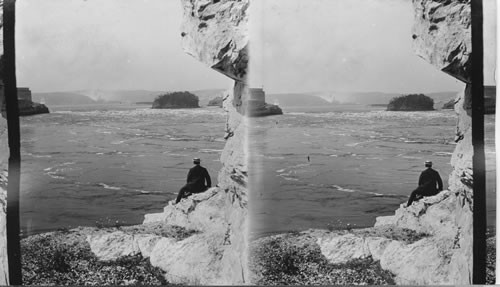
[152,91,200,109]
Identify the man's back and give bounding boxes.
[418,168,443,192]
[187,165,211,191]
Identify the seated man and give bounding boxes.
[407,160,443,207]
[175,158,211,204]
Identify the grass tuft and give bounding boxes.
[250,233,395,285]
[22,230,169,285]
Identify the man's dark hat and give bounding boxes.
[193,158,201,164]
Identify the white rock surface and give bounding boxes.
[149,233,227,285]
[0,117,8,285]
[412,0,471,83]
[87,230,167,261]
[180,0,249,81]
[87,231,140,261]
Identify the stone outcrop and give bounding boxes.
[1,88,50,117]
[0,110,8,285]
[0,14,10,284]
[244,89,283,117]
[17,99,49,116]
[411,0,471,83]
[246,103,283,117]
[207,95,223,107]
[442,98,456,109]
[180,0,248,82]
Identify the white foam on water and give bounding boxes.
[25,153,52,158]
[200,149,224,153]
[168,153,187,157]
[96,152,105,155]
[332,185,356,193]
[99,183,121,190]
[137,189,170,194]
[111,140,126,145]
[345,140,377,147]
[366,191,384,196]
[401,156,422,159]
[276,168,286,173]
[45,171,64,180]
[433,152,453,156]
[278,175,299,181]
[265,156,286,160]
[292,163,310,168]
[47,173,64,179]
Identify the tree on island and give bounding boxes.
[152,91,200,109]
[387,94,434,111]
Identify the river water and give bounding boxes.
[19,103,496,238]
[20,104,226,236]
[249,105,496,238]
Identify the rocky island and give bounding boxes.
[207,96,223,107]
[152,91,199,109]
[386,94,434,111]
[18,99,49,116]
[1,87,49,116]
[245,88,283,117]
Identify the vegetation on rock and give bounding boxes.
[250,232,395,285]
[207,96,223,107]
[387,94,434,111]
[351,226,430,244]
[486,236,496,284]
[21,228,176,285]
[152,91,199,109]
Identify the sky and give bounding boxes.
[15,0,233,92]
[249,0,496,94]
[16,0,496,94]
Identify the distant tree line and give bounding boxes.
[152,91,199,109]
[387,94,434,111]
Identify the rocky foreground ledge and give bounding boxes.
[21,188,495,285]
[250,190,495,285]
[22,187,241,285]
